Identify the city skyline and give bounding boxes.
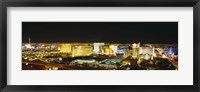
[22,22,178,44]
[22,42,178,70]
[22,22,178,70]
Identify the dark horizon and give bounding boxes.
[22,22,178,44]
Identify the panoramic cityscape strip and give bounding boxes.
[22,39,178,70]
[22,22,178,70]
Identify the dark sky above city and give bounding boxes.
[22,22,178,44]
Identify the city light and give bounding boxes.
[22,42,178,70]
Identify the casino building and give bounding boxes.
[72,45,93,57]
[132,43,140,58]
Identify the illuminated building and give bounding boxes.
[167,47,178,60]
[104,48,113,55]
[93,43,105,53]
[100,45,116,55]
[116,45,130,54]
[50,45,58,50]
[25,44,33,49]
[123,50,131,58]
[72,45,92,57]
[109,45,118,54]
[24,37,34,49]
[140,47,154,55]
[116,48,126,54]
[139,47,154,60]
[60,44,72,53]
[167,47,178,56]
[132,43,140,58]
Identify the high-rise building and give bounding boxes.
[72,45,92,57]
[60,44,72,53]
[93,43,105,54]
[132,43,140,58]
[123,50,131,58]
[100,45,117,55]
[109,45,118,54]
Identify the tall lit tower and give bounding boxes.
[132,43,140,58]
[25,37,33,50]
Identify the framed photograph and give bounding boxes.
[0,0,199,92]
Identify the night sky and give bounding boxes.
[22,22,178,44]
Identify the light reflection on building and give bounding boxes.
[60,44,72,53]
[72,45,92,57]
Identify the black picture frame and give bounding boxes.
[0,0,199,92]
